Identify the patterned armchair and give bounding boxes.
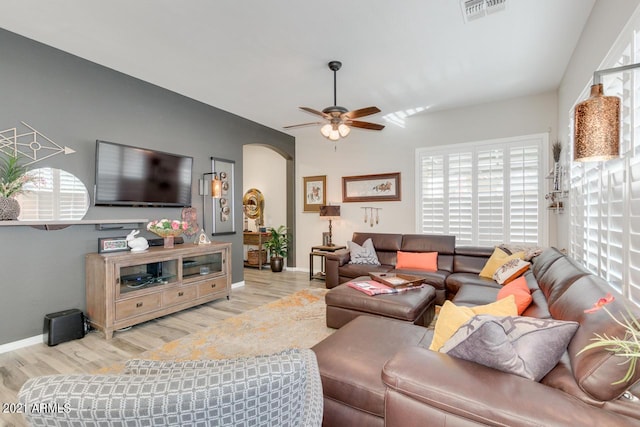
[18,348,322,427]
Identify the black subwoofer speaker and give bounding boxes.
[43,309,86,346]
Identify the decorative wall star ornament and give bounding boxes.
[0,122,75,165]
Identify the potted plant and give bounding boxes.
[0,154,33,220]
[264,225,290,272]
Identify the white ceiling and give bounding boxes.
[0,0,595,134]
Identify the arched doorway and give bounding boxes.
[242,144,295,267]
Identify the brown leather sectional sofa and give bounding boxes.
[324,232,496,305]
[314,234,640,426]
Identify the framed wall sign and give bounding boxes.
[342,172,401,202]
[211,157,236,235]
[303,175,326,212]
[98,236,129,253]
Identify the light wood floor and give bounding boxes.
[0,268,323,427]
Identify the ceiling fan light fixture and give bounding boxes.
[284,60,384,139]
[320,123,332,137]
[338,123,351,137]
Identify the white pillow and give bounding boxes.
[348,238,381,265]
[493,258,531,285]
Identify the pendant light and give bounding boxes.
[574,63,640,162]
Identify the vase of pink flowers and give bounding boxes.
[147,219,188,248]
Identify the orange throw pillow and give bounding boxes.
[497,276,532,315]
[395,251,438,271]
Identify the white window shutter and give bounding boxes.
[447,152,473,244]
[417,134,544,246]
[477,148,505,245]
[509,145,540,244]
[628,158,640,303]
[419,154,445,235]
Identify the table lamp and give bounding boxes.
[319,205,340,246]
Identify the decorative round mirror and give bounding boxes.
[16,167,90,220]
[243,188,264,224]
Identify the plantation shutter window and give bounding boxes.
[419,153,445,235]
[476,148,505,245]
[509,145,540,244]
[569,17,640,303]
[448,152,474,244]
[629,158,640,301]
[417,134,545,246]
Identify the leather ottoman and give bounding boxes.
[325,279,436,329]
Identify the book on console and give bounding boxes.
[346,280,424,296]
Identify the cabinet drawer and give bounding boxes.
[163,286,197,306]
[116,294,162,320]
[197,277,227,297]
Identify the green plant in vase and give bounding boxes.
[0,154,33,220]
[264,225,290,272]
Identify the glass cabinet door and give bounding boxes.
[117,259,179,297]
[182,251,225,282]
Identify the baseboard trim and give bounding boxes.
[0,334,44,354]
[1,281,247,354]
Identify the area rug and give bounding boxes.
[138,287,332,361]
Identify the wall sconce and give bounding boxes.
[574,63,640,162]
[200,172,222,199]
[199,172,222,232]
[319,205,340,246]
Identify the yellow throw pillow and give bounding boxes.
[429,296,518,351]
[479,248,525,279]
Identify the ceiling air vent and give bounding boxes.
[461,0,507,23]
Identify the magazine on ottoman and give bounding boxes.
[346,279,424,296]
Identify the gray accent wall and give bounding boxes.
[0,29,295,345]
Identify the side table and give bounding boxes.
[243,231,270,269]
[310,245,346,281]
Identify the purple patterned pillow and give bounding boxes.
[441,314,578,381]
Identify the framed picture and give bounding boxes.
[322,232,330,246]
[98,236,129,253]
[303,175,326,212]
[211,157,236,235]
[342,172,401,202]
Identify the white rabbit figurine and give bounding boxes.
[126,230,149,252]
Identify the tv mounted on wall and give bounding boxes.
[94,140,193,207]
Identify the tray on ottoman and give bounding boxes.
[369,272,424,289]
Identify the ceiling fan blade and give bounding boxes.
[342,106,381,120]
[348,120,385,131]
[283,122,323,129]
[299,107,330,118]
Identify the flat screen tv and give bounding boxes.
[94,140,193,207]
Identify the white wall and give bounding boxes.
[295,90,558,270]
[556,0,640,250]
[243,144,287,231]
[294,0,640,269]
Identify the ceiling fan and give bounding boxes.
[284,60,385,141]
